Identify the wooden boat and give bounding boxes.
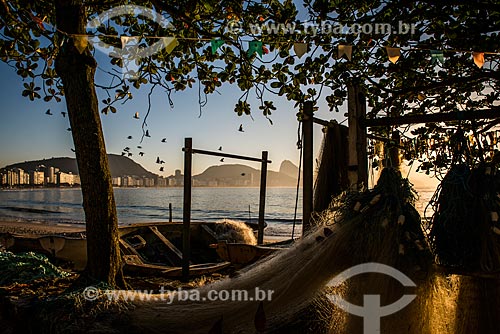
[122,255,231,277]
[0,221,261,277]
[1,233,87,271]
[212,239,293,265]
[118,222,232,277]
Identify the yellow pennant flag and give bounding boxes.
[386,46,400,64]
[294,43,308,58]
[472,52,485,68]
[162,37,179,54]
[73,36,88,54]
[338,44,352,61]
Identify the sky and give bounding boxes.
[0,0,342,177]
[0,57,345,177]
[0,2,439,190]
[0,56,439,190]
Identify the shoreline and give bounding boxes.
[0,185,301,191]
[0,219,291,242]
[0,219,85,236]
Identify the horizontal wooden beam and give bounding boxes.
[362,108,500,127]
[182,148,272,164]
[313,117,337,127]
[366,133,405,149]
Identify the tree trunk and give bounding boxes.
[54,1,121,285]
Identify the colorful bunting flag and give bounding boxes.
[248,40,263,57]
[386,46,400,64]
[162,37,179,54]
[338,44,352,61]
[211,39,225,54]
[294,42,308,58]
[430,50,444,65]
[73,36,88,54]
[473,51,485,68]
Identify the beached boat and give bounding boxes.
[212,240,291,265]
[2,233,87,271]
[0,221,264,276]
[118,222,232,277]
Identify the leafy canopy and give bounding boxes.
[1,0,500,175]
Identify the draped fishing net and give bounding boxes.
[427,164,500,272]
[10,169,499,334]
[313,124,349,214]
[214,219,258,245]
[128,168,437,334]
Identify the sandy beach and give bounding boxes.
[0,219,85,236]
[0,219,288,243]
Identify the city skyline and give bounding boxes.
[0,157,300,188]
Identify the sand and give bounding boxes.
[0,219,85,236]
[0,219,287,243]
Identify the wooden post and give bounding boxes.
[347,84,368,190]
[182,138,192,281]
[257,151,268,245]
[169,203,172,222]
[302,101,314,234]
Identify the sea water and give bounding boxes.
[0,187,436,237]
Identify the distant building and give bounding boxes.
[57,171,76,186]
[143,177,155,187]
[112,177,122,187]
[13,168,25,185]
[46,166,56,184]
[156,177,168,187]
[167,169,184,186]
[29,171,44,185]
[0,170,14,186]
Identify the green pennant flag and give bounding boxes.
[248,40,263,57]
[211,39,225,54]
[430,50,444,65]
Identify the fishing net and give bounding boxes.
[14,168,500,333]
[214,219,257,245]
[324,167,433,333]
[0,251,70,285]
[327,167,431,271]
[125,168,432,333]
[313,123,349,214]
[427,164,500,272]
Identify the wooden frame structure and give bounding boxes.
[301,85,368,233]
[301,87,500,234]
[181,138,271,280]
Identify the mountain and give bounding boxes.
[279,160,299,179]
[194,163,298,187]
[2,156,299,187]
[2,154,157,178]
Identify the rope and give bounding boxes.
[292,122,303,240]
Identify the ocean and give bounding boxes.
[0,187,437,237]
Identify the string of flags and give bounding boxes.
[60,31,495,69]
[209,38,491,68]
[26,11,498,68]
